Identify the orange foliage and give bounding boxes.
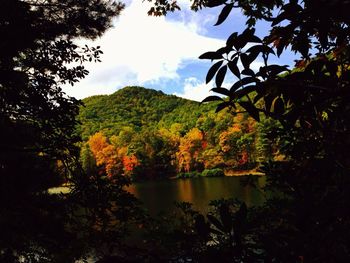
[88,132,119,177]
[176,128,205,172]
[88,132,109,159]
[230,124,242,133]
[122,155,139,173]
[219,123,243,153]
[88,132,140,177]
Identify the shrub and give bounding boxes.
[201,168,225,177]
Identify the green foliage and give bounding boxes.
[176,171,201,179]
[201,168,225,177]
[78,86,200,140]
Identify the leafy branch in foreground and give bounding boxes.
[147,1,350,261]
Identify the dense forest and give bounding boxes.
[2,0,350,262]
[77,86,281,180]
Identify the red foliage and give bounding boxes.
[238,151,249,165]
[122,155,138,172]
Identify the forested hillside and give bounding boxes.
[77,86,281,180]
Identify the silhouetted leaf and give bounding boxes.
[253,91,265,103]
[228,57,240,78]
[276,38,288,57]
[272,97,285,115]
[238,101,260,121]
[230,77,259,92]
[257,66,268,78]
[292,32,310,58]
[236,28,261,47]
[216,46,231,55]
[215,101,231,113]
[242,28,262,43]
[209,228,224,235]
[241,68,255,76]
[263,45,276,55]
[206,0,226,8]
[246,44,275,61]
[207,214,225,232]
[214,3,234,26]
[201,96,223,103]
[242,27,255,37]
[266,65,289,76]
[215,65,227,87]
[249,35,262,43]
[235,85,258,98]
[246,46,262,62]
[206,60,223,83]
[211,87,230,96]
[234,35,248,50]
[226,32,238,48]
[199,51,222,60]
[264,94,274,113]
[240,53,250,69]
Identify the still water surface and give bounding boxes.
[128,176,266,216]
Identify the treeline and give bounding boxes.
[77,86,282,180]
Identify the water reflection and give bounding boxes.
[127,176,265,216]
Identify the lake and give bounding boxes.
[127,176,266,216]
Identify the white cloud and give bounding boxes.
[62,0,224,99]
[174,77,216,102]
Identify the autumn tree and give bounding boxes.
[87,131,141,177]
[176,127,206,172]
[88,132,118,176]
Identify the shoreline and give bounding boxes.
[224,169,265,177]
[169,169,265,180]
[49,170,265,193]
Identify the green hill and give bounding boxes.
[76,86,278,180]
[77,86,216,140]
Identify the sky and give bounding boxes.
[62,0,295,102]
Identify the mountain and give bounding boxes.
[77,86,216,140]
[76,86,279,180]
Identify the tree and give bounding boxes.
[80,142,99,176]
[1,0,123,165]
[147,0,350,261]
[0,1,146,262]
[177,128,205,172]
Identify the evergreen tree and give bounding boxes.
[0,1,145,262]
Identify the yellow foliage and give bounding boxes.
[88,132,109,157]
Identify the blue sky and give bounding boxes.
[63,0,296,101]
